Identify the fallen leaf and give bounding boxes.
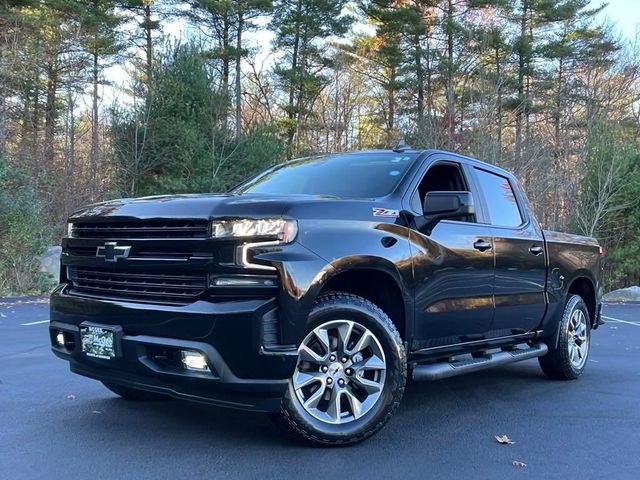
[67,394,76,400]
[512,461,527,468]
[495,435,515,445]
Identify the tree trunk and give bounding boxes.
[90,49,99,194]
[31,73,40,171]
[43,60,57,169]
[144,2,153,91]
[221,11,230,130]
[414,33,424,126]
[445,0,455,148]
[286,0,303,159]
[514,0,529,171]
[235,2,244,137]
[495,46,502,162]
[387,66,395,144]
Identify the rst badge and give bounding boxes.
[372,207,400,218]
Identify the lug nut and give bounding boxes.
[338,379,345,386]
[345,368,353,376]
[321,365,328,373]
[341,356,348,363]
[327,377,333,384]
[330,354,336,362]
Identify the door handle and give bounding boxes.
[529,245,544,255]
[473,240,492,252]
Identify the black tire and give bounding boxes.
[539,294,591,380]
[274,292,407,446]
[102,381,173,401]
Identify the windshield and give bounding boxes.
[234,152,418,198]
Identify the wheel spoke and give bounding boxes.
[293,370,324,390]
[344,390,363,419]
[314,327,331,353]
[298,343,324,363]
[303,385,325,410]
[349,330,374,355]
[336,321,354,354]
[353,375,383,394]
[325,387,342,421]
[352,354,386,372]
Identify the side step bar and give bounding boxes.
[412,343,548,381]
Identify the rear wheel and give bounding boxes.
[102,381,173,401]
[539,294,591,380]
[275,292,406,446]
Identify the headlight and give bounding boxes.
[64,222,75,238]
[211,218,298,243]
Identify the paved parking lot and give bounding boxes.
[1,299,639,479]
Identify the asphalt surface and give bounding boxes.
[1,299,639,480]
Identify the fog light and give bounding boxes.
[56,331,66,347]
[211,276,276,287]
[181,351,210,372]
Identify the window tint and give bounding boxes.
[474,168,523,227]
[234,152,418,198]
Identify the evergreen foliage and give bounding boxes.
[1,0,640,293]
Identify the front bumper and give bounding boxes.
[50,285,297,412]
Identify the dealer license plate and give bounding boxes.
[80,325,116,359]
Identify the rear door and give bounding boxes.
[472,167,547,335]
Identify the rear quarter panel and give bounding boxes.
[542,230,601,334]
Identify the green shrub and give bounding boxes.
[0,157,55,295]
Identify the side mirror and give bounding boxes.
[421,191,475,234]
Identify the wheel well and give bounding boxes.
[320,269,406,339]
[568,277,596,325]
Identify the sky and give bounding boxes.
[592,0,640,40]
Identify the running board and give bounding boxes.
[412,343,548,381]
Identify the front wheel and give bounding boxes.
[539,294,591,380]
[275,292,406,446]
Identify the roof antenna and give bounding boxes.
[392,138,410,153]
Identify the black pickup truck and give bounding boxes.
[50,148,603,445]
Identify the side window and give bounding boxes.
[413,162,475,223]
[474,168,523,227]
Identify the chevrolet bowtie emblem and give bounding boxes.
[96,242,131,262]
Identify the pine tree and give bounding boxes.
[272,0,351,157]
[77,0,123,194]
[121,0,163,95]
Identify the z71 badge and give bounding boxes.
[372,207,400,218]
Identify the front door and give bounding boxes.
[410,221,495,350]
[407,160,495,350]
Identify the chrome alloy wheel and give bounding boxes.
[292,320,387,425]
[567,308,589,369]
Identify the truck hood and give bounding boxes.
[69,193,378,221]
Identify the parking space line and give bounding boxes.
[602,316,640,327]
[21,320,50,326]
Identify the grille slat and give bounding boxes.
[72,220,209,239]
[68,267,207,303]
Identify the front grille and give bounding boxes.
[72,220,209,239]
[66,244,194,261]
[68,266,207,303]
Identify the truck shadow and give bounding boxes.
[73,360,558,450]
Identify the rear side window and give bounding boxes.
[474,168,523,227]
